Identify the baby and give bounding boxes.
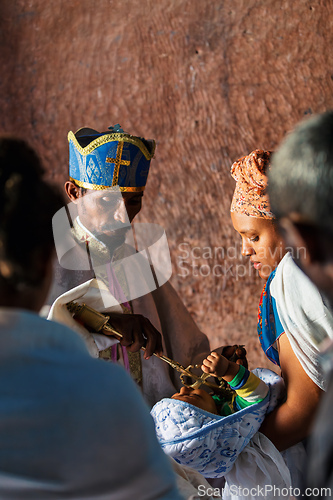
[151,351,283,478]
[171,351,269,415]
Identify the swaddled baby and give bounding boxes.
[151,351,284,478]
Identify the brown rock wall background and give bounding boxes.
[1,0,333,370]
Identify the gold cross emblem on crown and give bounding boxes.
[106,142,130,186]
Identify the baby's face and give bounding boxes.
[171,386,218,414]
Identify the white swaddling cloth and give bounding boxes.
[151,369,284,478]
[48,278,122,357]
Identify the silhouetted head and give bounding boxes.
[269,111,333,304]
[0,136,63,309]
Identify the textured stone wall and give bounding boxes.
[1,0,333,369]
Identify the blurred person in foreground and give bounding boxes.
[269,111,333,498]
[0,136,184,499]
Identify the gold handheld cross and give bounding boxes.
[66,300,234,392]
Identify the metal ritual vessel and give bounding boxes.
[66,300,238,395]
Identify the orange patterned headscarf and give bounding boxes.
[230,149,275,219]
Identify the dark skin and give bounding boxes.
[261,333,322,450]
[231,211,323,451]
[63,184,242,367]
[278,215,333,308]
[171,351,241,415]
[216,212,284,368]
[64,180,163,358]
[231,212,285,280]
[171,386,218,414]
[219,345,248,368]
[65,181,143,233]
[172,353,242,414]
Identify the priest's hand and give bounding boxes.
[105,312,163,359]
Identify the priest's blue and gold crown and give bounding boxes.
[68,124,156,192]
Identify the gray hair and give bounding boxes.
[269,111,333,233]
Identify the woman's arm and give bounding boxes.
[259,333,323,451]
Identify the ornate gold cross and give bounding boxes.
[106,142,130,186]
